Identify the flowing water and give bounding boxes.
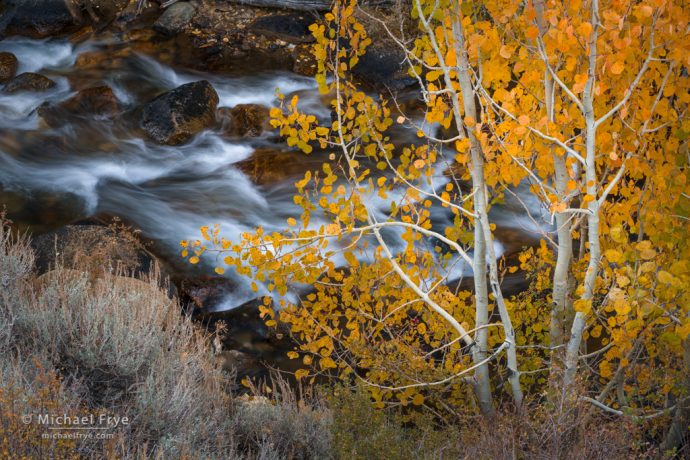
[0,34,550,312]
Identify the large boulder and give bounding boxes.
[0,52,18,83]
[217,104,271,137]
[3,72,56,93]
[140,80,219,145]
[248,13,315,44]
[2,0,79,38]
[352,42,416,91]
[38,85,120,127]
[154,1,198,36]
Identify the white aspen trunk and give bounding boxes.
[564,0,600,386]
[472,218,494,415]
[534,0,573,349]
[412,0,497,415]
[451,12,524,408]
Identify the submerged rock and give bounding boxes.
[38,85,120,127]
[154,1,198,36]
[140,80,219,145]
[3,72,56,93]
[218,104,271,137]
[248,13,315,44]
[0,52,18,83]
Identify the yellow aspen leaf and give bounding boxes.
[609,61,625,75]
[582,194,595,204]
[294,369,309,380]
[639,249,656,260]
[518,114,530,126]
[413,159,426,169]
[657,270,675,284]
[320,357,337,370]
[396,115,405,124]
[567,180,578,191]
[463,116,476,127]
[417,322,427,334]
[412,394,425,406]
[551,201,567,213]
[189,256,200,265]
[605,249,623,263]
[578,22,593,39]
[215,267,226,275]
[499,44,513,59]
[287,351,299,359]
[287,217,297,226]
[526,25,539,39]
[573,298,592,314]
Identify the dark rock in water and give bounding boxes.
[217,349,258,375]
[181,276,237,311]
[292,43,317,76]
[218,104,271,137]
[2,0,79,38]
[140,80,219,145]
[154,1,198,36]
[248,13,315,44]
[0,52,18,83]
[352,43,416,91]
[237,148,326,185]
[72,0,130,24]
[31,224,159,278]
[194,298,283,348]
[38,85,120,127]
[3,72,56,93]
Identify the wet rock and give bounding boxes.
[237,148,326,185]
[38,85,120,127]
[352,42,416,91]
[2,0,79,38]
[0,52,18,83]
[154,1,198,36]
[31,224,159,278]
[248,13,315,44]
[292,43,317,76]
[218,104,271,137]
[217,349,258,375]
[3,72,56,93]
[74,48,131,70]
[181,276,237,311]
[72,0,130,24]
[140,80,219,145]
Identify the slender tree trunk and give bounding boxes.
[413,0,498,415]
[534,0,573,350]
[564,0,601,387]
[452,12,523,408]
[472,218,494,414]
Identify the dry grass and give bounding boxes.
[0,218,331,459]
